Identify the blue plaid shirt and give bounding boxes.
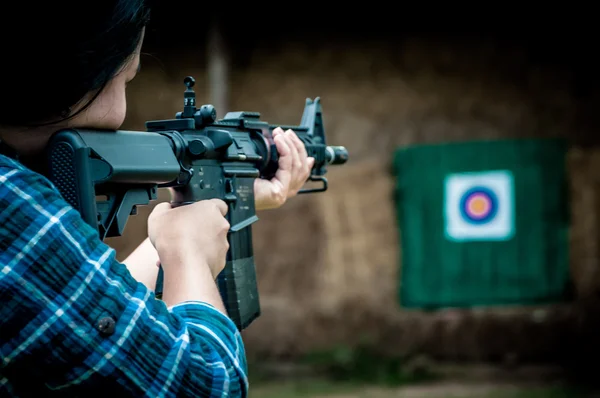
[0,154,248,397]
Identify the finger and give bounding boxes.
[284,130,301,173]
[274,133,292,171]
[288,132,308,182]
[288,129,308,162]
[272,126,284,138]
[273,134,292,190]
[307,157,316,171]
[209,199,229,216]
[289,131,311,181]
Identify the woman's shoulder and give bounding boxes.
[0,154,62,209]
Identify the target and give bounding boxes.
[445,170,514,241]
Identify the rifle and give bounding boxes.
[44,76,348,331]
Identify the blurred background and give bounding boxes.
[108,4,600,397]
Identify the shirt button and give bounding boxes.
[97,316,116,336]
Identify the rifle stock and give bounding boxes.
[44,76,348,331]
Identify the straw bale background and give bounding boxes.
[105,36,600,364]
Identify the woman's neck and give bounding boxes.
[0,126,61,176]
[0,125,58,157]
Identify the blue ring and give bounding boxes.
[459,186,498,225]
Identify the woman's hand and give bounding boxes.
[146,198,231,311]
[254,127,315,211]
[148,199,230,279]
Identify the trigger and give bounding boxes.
[224,194,237,203]
[224,179,236,204]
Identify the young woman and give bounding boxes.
[0,1,313,396]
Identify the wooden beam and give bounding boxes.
[207,16,229,116]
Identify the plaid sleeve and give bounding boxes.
[0,161,248,397]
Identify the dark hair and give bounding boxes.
[0,1,153,127]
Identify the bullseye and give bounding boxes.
[459,186,498,224]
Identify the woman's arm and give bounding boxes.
[0,164,247,397]
[123,237,160,289]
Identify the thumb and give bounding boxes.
[209,199,229,216]
[151,202,172,218]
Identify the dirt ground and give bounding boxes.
[247,364,590,398]
[250,381,581,398]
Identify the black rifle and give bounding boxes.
[44,76,348,331]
